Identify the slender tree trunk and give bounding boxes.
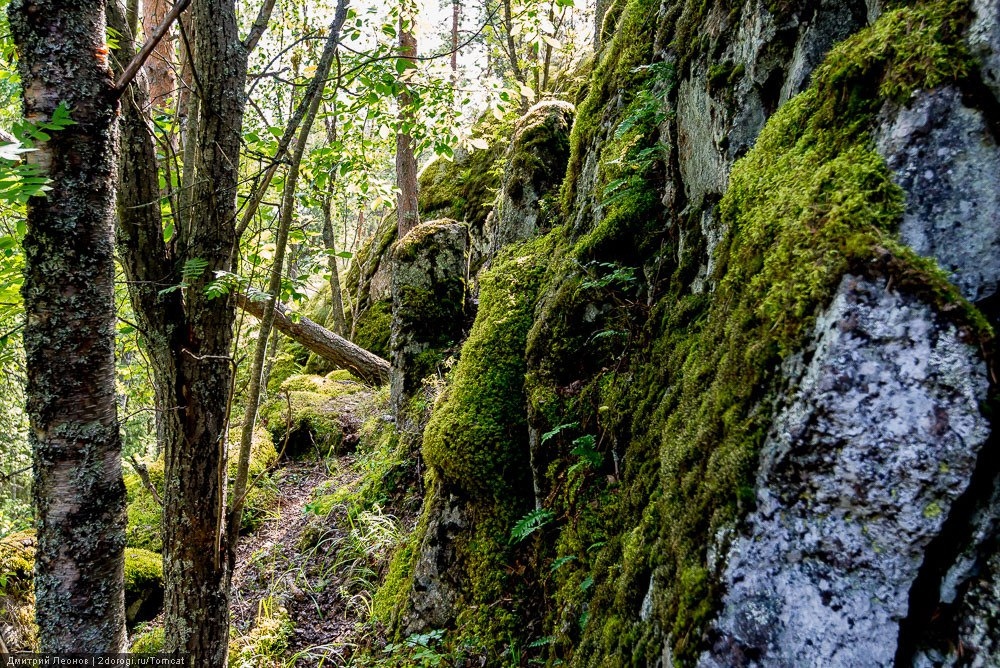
[451,0,459,74]
[322,196,349,335]
[396,13,419,238]
[229,0,351,552]
[322,105,348,336]
[8,0,126,652]
[501,0,524,84]
[142,0,176,108]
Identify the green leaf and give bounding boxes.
[510,508,555,544]
[541,421,578,444]
[550,555,577,573]
[395,58,417,74]
[181,257,209,281]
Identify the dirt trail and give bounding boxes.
[229,387,396,666]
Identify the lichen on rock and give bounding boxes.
[701,275,991,667]
[389,219,469,418]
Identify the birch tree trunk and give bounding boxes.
[8,0,126,652]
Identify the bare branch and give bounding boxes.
[128,456,163,507]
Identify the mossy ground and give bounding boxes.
[259,371,366,459]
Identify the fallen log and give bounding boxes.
[236,292,390,385]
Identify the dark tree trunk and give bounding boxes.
[501,0,525,84]
[396,19,419,238]
[8,0,126,652]
[108,0,250,661]
[161,0,247,661]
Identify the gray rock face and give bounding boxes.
[402,488,468,635]
[780,0,868,104]
[876,86,1000,302]
[700,275,991,668]
[677,72,729,210]
[969,0,1000,103]
[676,0,866,238]
[389,220,468,418]
[487,101,574,262]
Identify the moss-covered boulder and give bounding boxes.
[485,102,575,263]
[123,548,163,625]
[259,371,366,458]
[344,118,507,352]
[378,0,1000,665]
[389,220,469,418]
[381,232,557,657]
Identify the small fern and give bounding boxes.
[510,508,555,544]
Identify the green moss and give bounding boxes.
[418,120,507,230]
[422,231,558,498]
[0,529,35,598]
[123,547,162,596]
[372,488,430,626]
[124,548,164,623]
[352,299,392,359]
[258,373,366,460]
[130,624,165,653]
[562,1,990,663]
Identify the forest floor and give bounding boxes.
[230,455,365,665]
[226,385,408,667]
